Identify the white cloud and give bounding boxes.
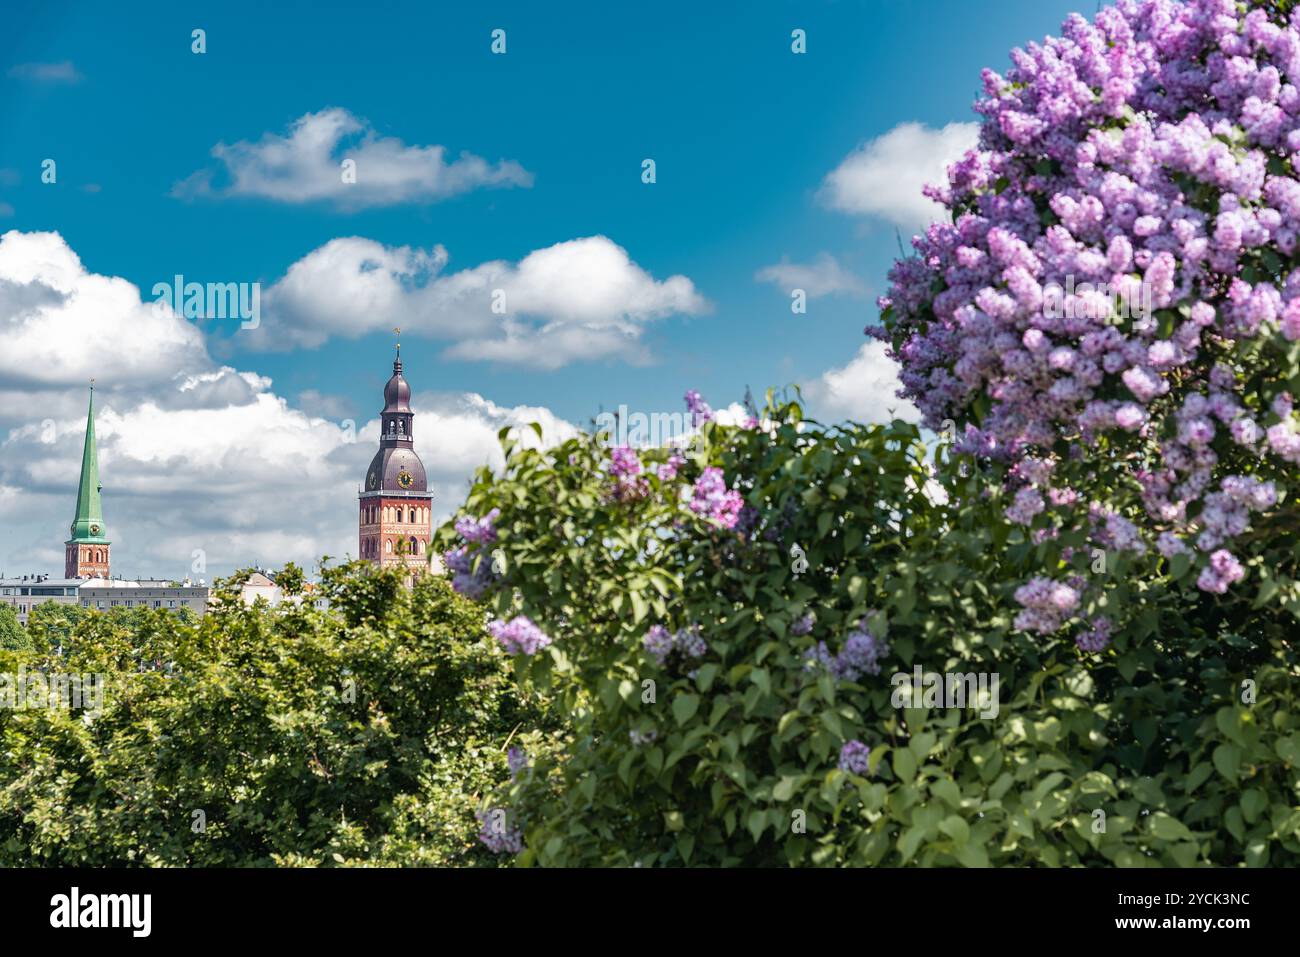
[819,121,979,233]
[755,253,866,298]
[0,230,209,389]
[255,234,709,368]
[802,341,919,424]
[0,230,577,579]
[7,61,82,83]
[172,108,533,208]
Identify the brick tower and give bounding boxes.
[359,342,432,581]
[65,385,111,579]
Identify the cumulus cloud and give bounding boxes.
[802,341,919,424]
[254,234,709,367]
[0,230,577,579]
[172,108,533,208]
[755,253,866,298]
[0,230,209,389]
[7,61,82,83]
[819,121,979,233]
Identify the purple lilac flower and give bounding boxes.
[1197,549,1246,594]
[489,616,553,656]
[878,0,1300,598]
[1005,485,1045,525]
[1013,577,1079,635]
[688,467,744,529]
[445,544,500,599]
[791,612,816,636]
[838,740,872,775]
[1075,616,1114,653]
[684,389,714,425]
[610,446,642,477]
[805,614,890,683]
[657,451,685,481]
[454,508,500,545]
[507,746,529,778]
[643,624,707,667]
[476,808,524,855]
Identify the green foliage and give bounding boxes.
[449,396,1300,866]
[25,601,88,655]
[0,604,28,652]
[0,564,551,866]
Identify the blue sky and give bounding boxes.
[0,0,1087,578]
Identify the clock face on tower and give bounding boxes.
[397,470,414,489]
[90,524,100,536]
[368,470,378,491]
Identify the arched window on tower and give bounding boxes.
[385,540,393,555]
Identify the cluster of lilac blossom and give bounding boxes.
[791,611,816,636]
[657,451,685,482]
[507,746,529,779]
[684,389,714,426]
[878,0,1299,607]
[607,446,650,502]
[805,614,891,682]
[688,466,745,529]
[1075,615,1115,652]
[488,616,553,656]
[838,739,872,775]
[445,509,502,599]
[454,508,500,545]
[1012,576,1081,635]
[475,808,524,855]
[1197,548,1246,593]
[642,624,708,666]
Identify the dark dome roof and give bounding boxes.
[365,447,427,492]
[384,361,411,411]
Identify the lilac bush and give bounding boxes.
[876,0,1300,637]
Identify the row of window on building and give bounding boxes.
[360,505,430,526]
[359,537,428,559]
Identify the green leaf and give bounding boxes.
[939,815,970,846]
[1149,813,1193,842]
[772,775,799,802]
[893,747,917,783]
[672,694,700,726]
[1213,742,1242,781]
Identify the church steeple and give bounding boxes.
[381,341,414,446]
[65,385,110,579]
[360,336,432,582]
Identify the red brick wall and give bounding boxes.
[65,543,110,579]
[359,496,432,572]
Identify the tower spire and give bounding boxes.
[66,384,110,578]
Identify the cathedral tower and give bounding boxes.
[359,343,433,580]
[65,386,110,579]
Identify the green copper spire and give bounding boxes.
[67,386,108,545]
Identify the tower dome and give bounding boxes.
[384,352,412,411]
